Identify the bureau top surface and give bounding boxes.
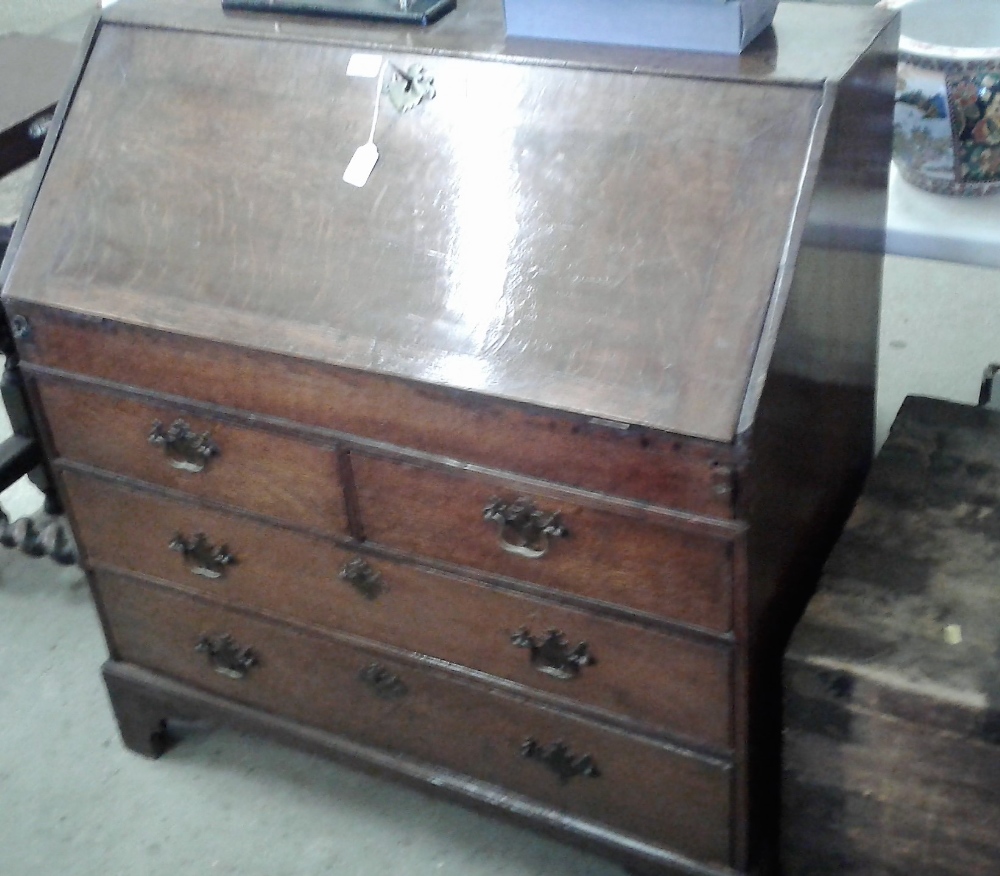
[2,2,892,442]
[102,0,893,88]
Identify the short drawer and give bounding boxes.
[97,570,734,867]
[65,471,732,748]
[351,453,737,632]
[37,377,348,535]
[63,470,358,606]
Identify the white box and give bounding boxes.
[504,0,779,54]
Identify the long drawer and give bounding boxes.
[63,470,733,748]
[352,452,737,632]
[37,377,348,535]
[96,569,734,867]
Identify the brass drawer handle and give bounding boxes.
[483,497,568,559]
[340,558,384,600]
[358,662,408,699]
[196,634,258,679]
[521,738,600,784]
[511,628,594,680]
[170,532,237,579]
[149,419,219,473]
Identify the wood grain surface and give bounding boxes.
[18,311,737,516]
[6,22,825,441]
[97,569,735,867]
[38,376,349,533]
[100,0,894,90]
[1,3,903,874]
[63,466,734,748]
[352,451,736,631]
[783,396,1000,875]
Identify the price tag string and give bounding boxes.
[368,61,387,146]
[343,60,387,188]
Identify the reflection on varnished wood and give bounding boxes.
[11,24,825,441]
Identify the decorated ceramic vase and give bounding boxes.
[881,0,1000,196]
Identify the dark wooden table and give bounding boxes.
[784,395,1000,875]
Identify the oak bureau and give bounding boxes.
[0,2,898,874]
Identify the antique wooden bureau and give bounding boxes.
[0,2,898,874]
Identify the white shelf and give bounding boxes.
[886,164,1000,269]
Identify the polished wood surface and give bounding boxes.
[61,468,356,588]
[7,20,825,441]
[100,661,733,876]
[98,570,734,867]
[352,451,736,630]
[12,302,740,512]
[65,468,733,748]
[37,377,349,533]
[18,307,736,517]
[738,17,899,862]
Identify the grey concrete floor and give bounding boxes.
[2,1,999,875]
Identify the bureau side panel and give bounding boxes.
[740,20,900,874]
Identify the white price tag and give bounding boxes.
[346,53,384,78]
[343,142,379,188]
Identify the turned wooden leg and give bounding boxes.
[103,668,177,759]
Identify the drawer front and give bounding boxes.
[13,305,735,517]
[96,570,733,866]
[65,471,732,748]
[352,453,735,632]
[63,470,358,607]
[38,378,348,535]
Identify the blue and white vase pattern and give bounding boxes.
[948,70,1000,184]
[894,62,957,191]
[883,0,1000,196]
[894,59,1000,196]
